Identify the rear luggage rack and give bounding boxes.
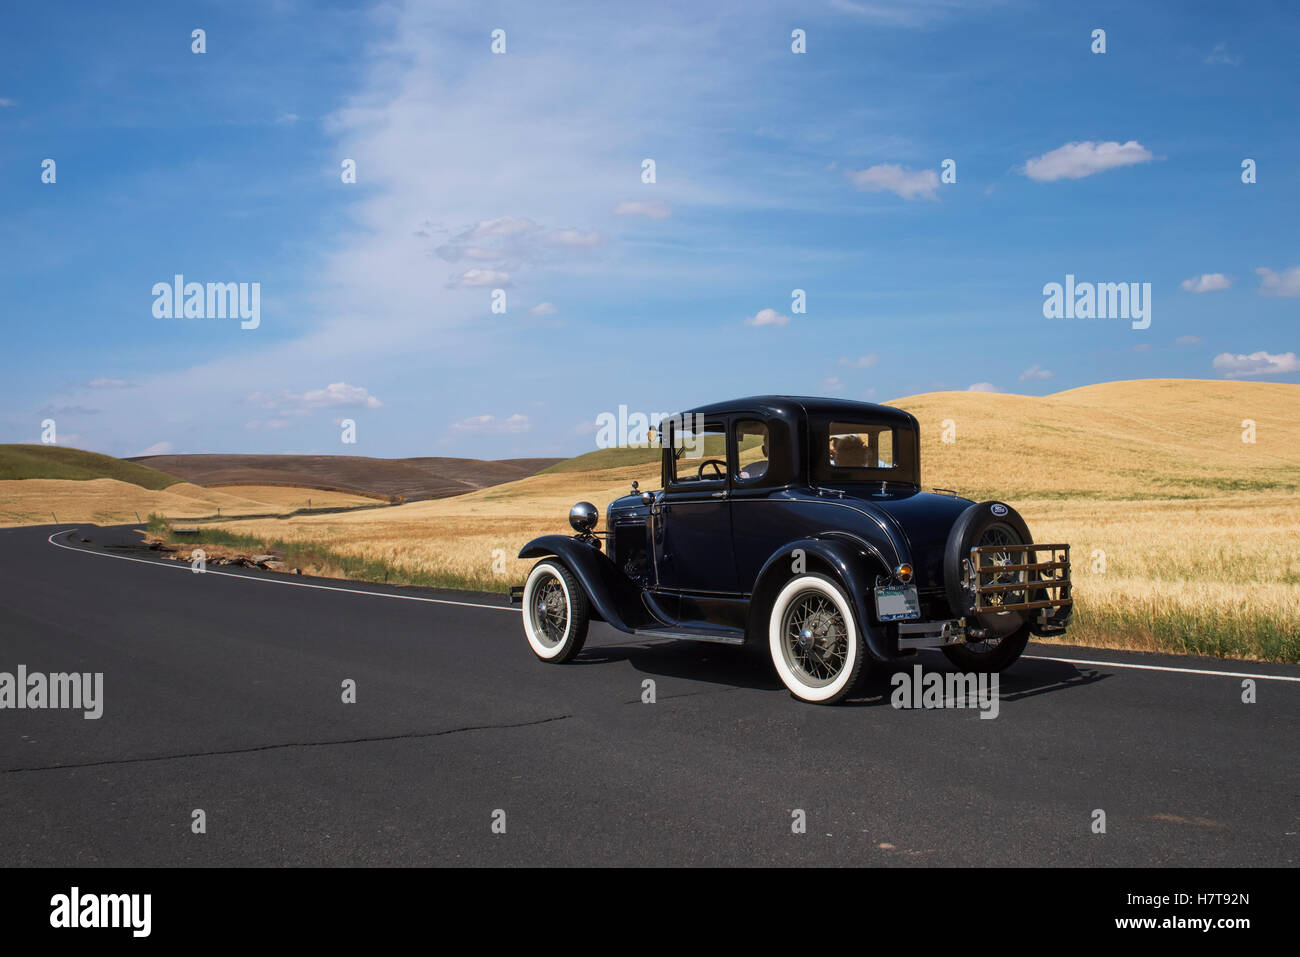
[968,543,1072,614]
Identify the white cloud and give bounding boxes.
[88,378,132,389]
[612,200,671,219]
[1204,42,1241,67]
[1019,364,1053,381]
[1255,265,1300,297]
[448,413,532,434]
[1175,335,1202,345]
[249,382,383,415]
[0,98,15,108]
[1181,273,1231,293]
[967,382,999,393]
[1022,140,1154,182]
[275,112,300,125]
[530,301,558,315]
[448,268,510,288]
[839,354,879,368]
[821,376,844,393]
[544,228,604,248]
[135,441,174,456]
[845,164,939,201]
[745,308,792,327]
[1212,351,1300,378]
[435,217,603,269]
[465,217,540,239]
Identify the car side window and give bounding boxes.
[734,420,769,483]
[669,419,728,485]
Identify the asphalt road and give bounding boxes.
[1,523,1296,866]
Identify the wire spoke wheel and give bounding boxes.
[781,591,848,687]
[521,560,590,663]
[531,575,569,647]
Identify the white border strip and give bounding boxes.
[1023,654,1299,683]
[47,529,518,614]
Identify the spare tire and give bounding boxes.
[941,501,1034,672]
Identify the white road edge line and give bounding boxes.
[47,528,519,614]
[44,530,1300,682]
[1023,654,1299,683]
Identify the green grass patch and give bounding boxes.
[0,444,183,489]
[539,446,662,473]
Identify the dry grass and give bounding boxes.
[207,485,378,509]
[201,461,663,591]
[0,478,381,527]
[0,479,275,526]
[897,378,1300,501]
[1020,494,1299,660]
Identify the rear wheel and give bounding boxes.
[768,574,867,704]
[521,560,589,663]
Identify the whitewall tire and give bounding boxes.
[768,574,867,704]
[521,560,590,663]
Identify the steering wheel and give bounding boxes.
[696,458,726,480]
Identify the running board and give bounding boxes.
[631,628,746,646]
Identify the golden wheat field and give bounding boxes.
[0,478,374,526]
[0,479,270,526]
[200,380,1300,661]
[206,485,379,509]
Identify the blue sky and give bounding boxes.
[2,0,1297,459]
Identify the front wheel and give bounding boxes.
[521,560,589,663]
[768,574,868,704]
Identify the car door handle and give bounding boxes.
[711,491,728,499]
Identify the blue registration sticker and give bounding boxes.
[875,584,920,621]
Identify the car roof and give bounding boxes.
[678,395,917,426]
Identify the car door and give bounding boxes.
[655,417,739,596]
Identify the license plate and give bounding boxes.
[875,584,920,622]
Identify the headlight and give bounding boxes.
[569,501,598,534]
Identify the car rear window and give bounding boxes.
[828,422,897,469]
[812,417,919,485]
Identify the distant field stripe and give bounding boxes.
[46,528,518,613]
[1024,654,1300,683]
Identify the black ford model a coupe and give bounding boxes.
[513,396,1072,704]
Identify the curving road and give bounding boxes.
[0,524,1296,866]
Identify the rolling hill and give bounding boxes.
[129,453,564,501]
[0,444,184,489]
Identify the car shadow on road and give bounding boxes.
[577,637,1110,706]
[839,655,1111,707]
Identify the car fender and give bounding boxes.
[748,535,892,661]
[518,535,646,633]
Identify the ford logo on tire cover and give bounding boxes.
[990,503,1008,516]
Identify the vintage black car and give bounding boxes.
[513,396,1072,704]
